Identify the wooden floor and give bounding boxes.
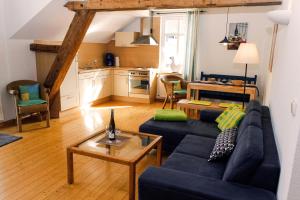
[0,101,164,200]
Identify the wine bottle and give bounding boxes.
[108,109,116,140]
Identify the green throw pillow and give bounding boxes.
[19,84,40,101]
[216,104,242,124]
[154,109,187,121]
[218,109,245,131]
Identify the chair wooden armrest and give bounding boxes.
[8,89,19,96]
[181,80,189,89]
[40,86,50,102]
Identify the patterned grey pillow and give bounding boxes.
[208,128,237,162]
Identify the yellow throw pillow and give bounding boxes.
[218,109,245,131]
[171,81,182,91]
[21,93,30,101]
[216,104,242,124]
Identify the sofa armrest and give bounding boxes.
[200,109,222,123]
[139,167,276,200]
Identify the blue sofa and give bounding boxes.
[139,101,280,200]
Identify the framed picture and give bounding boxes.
[227,22,248,50]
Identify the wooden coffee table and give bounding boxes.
[66,129,162,200]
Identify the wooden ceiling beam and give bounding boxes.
[44,10,96,107]
[30,43,61,53]
[65,0,282,11]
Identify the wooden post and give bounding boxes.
[44,10,96,108]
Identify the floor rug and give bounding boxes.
[0,133,22,147]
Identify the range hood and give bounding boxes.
[131,11,158,46]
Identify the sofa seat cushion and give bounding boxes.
[175,135,216,159]
[139,119,220,152]
[140,118,220,139]
[162,153,226,179]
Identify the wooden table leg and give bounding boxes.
[67,148,74,184]
[129,163,136,200]
[157,140,162,166]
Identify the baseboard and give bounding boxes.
[91,96,112,106]
[112,95,150,104]
[0,119,16,128]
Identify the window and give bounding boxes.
[159,15,187,74]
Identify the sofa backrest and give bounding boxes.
[248,106,281,193]
[222,125,264,184]
[237,110,262,142]
[224,101,280,193]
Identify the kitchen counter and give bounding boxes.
[78,67,157,74]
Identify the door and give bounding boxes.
[60,59,79,111]
[114,75,129,97]
[95,71,113,99]
[79,72,96,106]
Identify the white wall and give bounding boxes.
[0,0,37,121]
[197,7,275,101]
[266,0,300,199]
[4,0,53,38]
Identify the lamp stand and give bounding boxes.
[242,64,248,109]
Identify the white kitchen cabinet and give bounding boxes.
[60,59,80,111]
[79,69,113,106]
[79,72,96,106]
[113,70,129,97]
[95,72,113,99]
[115,32,139,47]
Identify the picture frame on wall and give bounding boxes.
[228,22,248,50]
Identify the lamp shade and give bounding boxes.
[233,43,260,64]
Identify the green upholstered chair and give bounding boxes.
[160,74,188,109]
[7,80,50,132]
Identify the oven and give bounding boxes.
[128,70,150,95]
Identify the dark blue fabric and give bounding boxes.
[200,109,222,123]
[237,110,262,142]
[175,135,216,159]
[249,108,280,192]
[223,126,264,184]
[199,91,251,102]
[139,118,219,152]
[200,72,257,84]
[162,153,226,179]
[139,167,276,200]
[138,100,280,198]
[246,100,262,113]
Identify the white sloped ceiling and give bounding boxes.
[11,0,149,43]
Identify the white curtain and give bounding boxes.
[184,10,201,81]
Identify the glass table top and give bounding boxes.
[75,130,160,162]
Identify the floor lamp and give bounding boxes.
[233,43,260,108]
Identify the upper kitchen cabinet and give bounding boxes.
[115,32,139,47]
